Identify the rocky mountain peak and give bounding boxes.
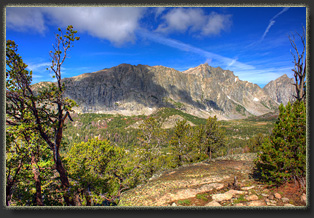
[263,74,295,105]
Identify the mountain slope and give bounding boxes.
[60,63,280,120]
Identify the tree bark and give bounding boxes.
[31,152,44,206]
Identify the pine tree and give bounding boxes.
[254,101,306,187]
[203,116,225,160]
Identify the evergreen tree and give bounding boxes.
[169,120,192,167]
[254,101,306,187]
[203,116,225,160]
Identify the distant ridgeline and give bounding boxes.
[34,63,296,120]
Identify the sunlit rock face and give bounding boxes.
[46,63,293,120]
[263,74,296,106]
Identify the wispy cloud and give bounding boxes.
[26,62,51,72]
[247,7,290,47]
[139,30,254,71]
[261,20,276,41]
[261,7,290,41]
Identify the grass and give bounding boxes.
[196,193,209,201]
[233,194,248,204]
[177,199,191,206]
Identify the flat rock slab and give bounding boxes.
[241,186,255,190]
[158,183,224,206]
[205,201,222,206]
[212,189,247,202]
[119,158,256,206]
[247,200,267,206]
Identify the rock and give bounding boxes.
[211,189,246,202]
[247,200,267,206]
[157,183,224,206]
[281,197,289,203]
[301,193,306,204]
[274,193,282,199]
[212,192,234,202]
[247,194,259,201]
[284,204,295,207]
[234,203,246,206]
[205,201,222,206]
[265,199,277,206]
[268,194,274,200]
[225,189,246,195]
[171,202,177,206]
[241,186,255,190]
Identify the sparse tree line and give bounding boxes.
[6,26,306,206]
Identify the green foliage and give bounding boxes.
[236,104,246,115]
[177,199,191,205]
[6,25,81,206]
[65,139,126,204]
[168,120,193,166]
[202,116,225,159]
[246,133,266,153]
[254,101,306,186]
[196,193,209,201]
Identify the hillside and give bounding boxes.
[118,153,306,207]
[62,107,277,152]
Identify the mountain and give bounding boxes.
[262,74,296,105]
[59,63,285,120]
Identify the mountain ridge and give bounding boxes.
[37,63,294,120]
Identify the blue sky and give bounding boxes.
[6,6,306,87]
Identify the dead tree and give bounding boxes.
[288,26,306,103]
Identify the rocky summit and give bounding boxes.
[263,74,296,106]
[57,63,294,120]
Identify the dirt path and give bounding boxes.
[118,154,306,207]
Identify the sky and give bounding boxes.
[6,6,306,87]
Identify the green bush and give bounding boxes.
[254,101,306,186]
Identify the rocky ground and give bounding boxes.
[118,153,307,207]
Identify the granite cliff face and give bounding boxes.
[59,63,286,120]
[262,74,296,105]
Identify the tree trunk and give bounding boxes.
[31,152,44,206]
[54,149,82,206]
[6,160,23,206]
[6,182,14,206]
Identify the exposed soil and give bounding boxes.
[118,153,307,207]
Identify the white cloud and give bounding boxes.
[6,7,146,46]
[156,8,231,36]
[154,7,166,19]
[202,12,232,36]
[6,7,47,34]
